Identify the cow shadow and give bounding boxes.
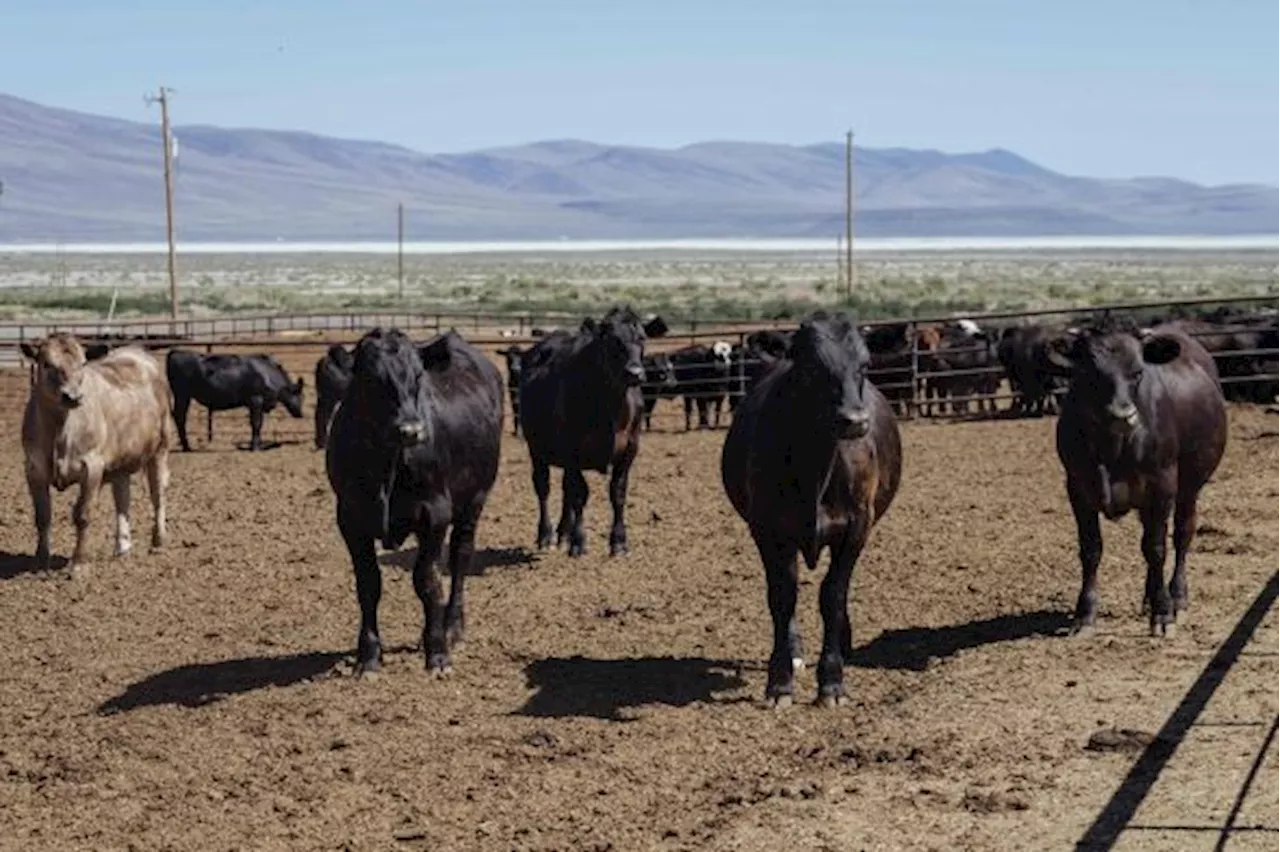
[516,655,748,721]
[0,550,69,580]
[378,546,535,575]
[850,610,1071,672]
[98,650,348,714]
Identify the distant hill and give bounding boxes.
[0,93,1274,241]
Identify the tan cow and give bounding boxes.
[20,333,174,570]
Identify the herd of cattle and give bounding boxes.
[14,299,1273,704]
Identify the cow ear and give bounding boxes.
[1044,335,1079,376]
[642,315,668,338]
[85,343,110,360]
[1142,335,1181,366]
[20,341,39,361]
[295,378,305,392]
[580,317,598,335]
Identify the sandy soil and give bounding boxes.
[0,371,1275,852]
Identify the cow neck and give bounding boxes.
[580,340,630,408]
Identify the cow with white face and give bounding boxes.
[669,340,735,430]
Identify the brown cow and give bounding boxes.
[20,333,174,571]
[1050,320,1227,636]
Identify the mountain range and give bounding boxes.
[0,93,1275,242]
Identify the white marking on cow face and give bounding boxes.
[712,341,732,362]
[956,319,981,337]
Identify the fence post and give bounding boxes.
[908,321,919,420]
[205,343,214,444]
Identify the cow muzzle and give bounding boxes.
[837,408,871,439]
[60,389,83,409]
[625,365,646,386]
[395,420,426,446]
[1106,402,1139,432]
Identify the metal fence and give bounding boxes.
[3,293,1275,445]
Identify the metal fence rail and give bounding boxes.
[4,293,1275,444]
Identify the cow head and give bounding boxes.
[643,353,678,395]
[788,312,873,440]
[280,376,305,418]
[589,306,648,389]
[710,340,733,376]
[22,333,90,410]
[1046,323,1182,435]
[351,328,430,447]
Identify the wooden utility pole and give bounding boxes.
[397,202,405,299]
[835,232,844,293]
[146,86,179,319]
[844,129,855,300]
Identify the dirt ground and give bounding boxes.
[0,375,1275,852]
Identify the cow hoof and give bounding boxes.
[113,542,133,558]
[1150,618,1175,638]
[151,533,166,550]
[1069,620,1096,639]
[768,693,793,710]
[609,542,628,557]
[792,656,806,673]
[354,659,382,678]
[427,657,453,678]
[567,543,586,558]
[815,691,846,709]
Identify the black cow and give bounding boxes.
[518,306,665,557]
[1050,320,1227,637]
[996,324,1070,417]
[862,323,940,416]
[497,346,526,436]
[722,312,903,707]
[925,320,1002,415]
[314,344,354,450]
[727,330,793,414]
[1171,316,1278,404]
[165,349,305,452]
[669,341,734,430]
[325,328,503,676]
[640,352,679,430]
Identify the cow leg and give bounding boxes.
[683,397,694,431]
[26,469,52,571]
[1170,496,1197,616]
[531,458,554,549]
[172,393,193,452]
[698,397,711,429]
[110,475,133,558]
[755,534,801,707]
[553,464,576,549]
[712,396,724,428]
[565,467,589,557]
[338,511,382,674]
[818,518,868,706]
[608,448,636,556]
[70,461,104,569]
[1067,478,1103,636]
[314,399,331,450]
[247,397,265,451]
[146,452,170,549]
[444,501,483,648]
[412,523,451,675]
[1140,497,1174,636]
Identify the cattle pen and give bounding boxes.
[0,292,1275,851]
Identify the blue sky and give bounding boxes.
[2,0,1276,184]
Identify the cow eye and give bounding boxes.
[1130,369,1143,384]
